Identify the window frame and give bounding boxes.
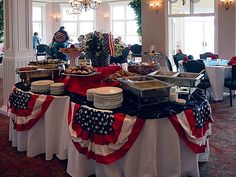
[168,0,215,16]
[167,0,217,58]
[32,2,46,43]
[109,1,139,45]
[60,3,96,43]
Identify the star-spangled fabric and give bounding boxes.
[68,102,145,165]
[8,87,54,131]
[169,109,213,153]
[74,105,114,135]
[102,33,115,57]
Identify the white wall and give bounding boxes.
[141,0,236,59]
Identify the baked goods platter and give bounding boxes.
[63,63,100,77]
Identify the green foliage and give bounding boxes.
[0,0,3,43]
[129,0,142,37]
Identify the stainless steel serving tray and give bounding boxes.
[117,76,172,99]
[16,68,62,81]
[148,70,204,87]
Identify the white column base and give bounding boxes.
[2,56,34,109]
[0,105,8,116]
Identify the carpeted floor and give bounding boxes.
[0,78,2,107]
[199,98,236,177]
[0,78,236,176]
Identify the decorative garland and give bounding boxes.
[129,0,142,37]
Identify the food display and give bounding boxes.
[105,70,139,81]
[17,60,64,82]
[18,66,38,71]
[28,59,65,69]
[122,76,155,82]
[128,62,160,75]
[152,70,178,77]
[132,81,168,89]
[118,76,171,106]
[148,71,204,87]
[64,63,97,75]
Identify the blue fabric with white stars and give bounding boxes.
[9,89,31,110]
[68,89,211,129]
[75,106,114,135]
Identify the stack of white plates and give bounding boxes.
[93,87,123,109]
[50,83,65,95]
[31,80,54,93]
[86,88,97,101]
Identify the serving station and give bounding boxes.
[8,58,213,177]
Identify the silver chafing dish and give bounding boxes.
[118,76,172,105]
[148,70,204,87]
[16,68,62,83]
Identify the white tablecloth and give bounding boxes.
[9,96,70,160]
[205,66,231,101]
[67,118,201,177]
[8,94,209,177]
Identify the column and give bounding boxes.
[0,0,34,115]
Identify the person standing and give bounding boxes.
[52,26,69,61]
[32,32,40,51]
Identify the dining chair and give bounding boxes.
[36,44,47,61]
[183,60,211,96]
[173,53,186,71]
[130,44,142,57]
[165,56,173,71]
[224,65,236,106]
[200,52,218,60]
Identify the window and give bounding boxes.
[60,5,95,43]
[168,0,214,15]
[168,0,215,59]
[110,2,139,45]
[32,3,45,43]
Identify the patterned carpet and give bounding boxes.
[0,91,236,176]
[199,98,236,177]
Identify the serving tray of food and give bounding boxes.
[63,72,100,77]
[118,76,172,99]
[148,70,204,87]
[28,59,66,69]
[64,64,98,76]
[16,67,62,82]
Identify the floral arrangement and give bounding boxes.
[77,31,115,58]
[114,37,125,57]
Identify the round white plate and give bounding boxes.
[94,87,123,95]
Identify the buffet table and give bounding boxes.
[67,119,200,177]
[7,87,212,177]
[9,92,70,160]
[8,65,213,177]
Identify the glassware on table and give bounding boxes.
[149,45,156,54]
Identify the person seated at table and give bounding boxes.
[52,26,69,61]
[173,49,186,70]
[228,56,236,65]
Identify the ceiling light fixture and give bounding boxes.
[68,0,101,13]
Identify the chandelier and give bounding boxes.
[68,0,101,13]
[168,0,200,5]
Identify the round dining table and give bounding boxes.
[204,59,232,101]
